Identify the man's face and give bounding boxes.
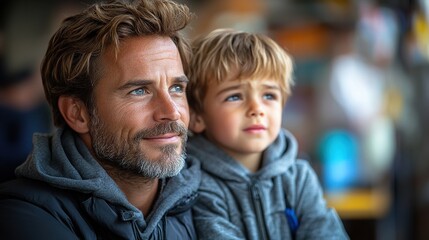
[89,36,189,179]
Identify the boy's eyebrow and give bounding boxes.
[261,82,281,90]
[216,81,281,94]
[216,84,241,96]
[118,75,189,90]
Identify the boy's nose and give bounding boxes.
[249,110,264,117]
[247,99,264,117]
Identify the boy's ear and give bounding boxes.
[58,96,91,134]
[189,111,206,133]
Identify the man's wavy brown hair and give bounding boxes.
[41,0,193,126]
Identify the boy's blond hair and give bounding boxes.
[187,28,294,114]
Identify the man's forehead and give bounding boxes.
[105,36,179,61]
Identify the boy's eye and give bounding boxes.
[225,94,241,102]
[130,88,148,96]
[263,93,277,100]
[170,84,185,93]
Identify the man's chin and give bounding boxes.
[137,154,185,177]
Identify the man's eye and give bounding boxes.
[225,94,241,102]
[170,84,184,93]
[130,88,148,96]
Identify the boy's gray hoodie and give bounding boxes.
[188,128,348,240]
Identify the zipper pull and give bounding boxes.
[252,183,260,200]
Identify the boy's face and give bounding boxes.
[191,76,284,162]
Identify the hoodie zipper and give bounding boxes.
[251,183,269,240]
[132,221,143,240]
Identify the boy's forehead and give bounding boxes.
[211,76,282,88]
[210,69,279,82]
[235,74,283,85]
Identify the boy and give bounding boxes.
[186,28,348,239]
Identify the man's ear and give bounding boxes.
[189,111,206,134]
[58,96,90,134]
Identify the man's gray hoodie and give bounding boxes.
[0,127,200,240]
[188,128,348,240]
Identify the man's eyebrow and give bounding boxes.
[117,75,188,91]
[174,75,189,83]
[118,79,152,90]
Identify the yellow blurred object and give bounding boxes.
[325,189,391,219]
[414,11,429,60]
[272,24,330,59]
[383,87,403,120]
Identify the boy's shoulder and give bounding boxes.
[284,158,319,179]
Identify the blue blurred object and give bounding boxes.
[319,129,360,192]
[0,58,52,182]
[285,207,299,237]
[0,102,51,182]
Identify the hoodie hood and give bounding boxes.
[15,127,201,233]
[187,128,298,182]
[16,127,124,203]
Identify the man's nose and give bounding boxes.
[153,92,181,121]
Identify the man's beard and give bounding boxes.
[89,110,187,179]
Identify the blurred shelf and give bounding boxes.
[325,188,391,219]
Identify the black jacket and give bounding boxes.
[0,178,198,240]
[0,127,200,239]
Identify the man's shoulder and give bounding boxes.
[0,178,85,239]
[0,178,87,215]
[0,178,79,201]
[4,178,96,217]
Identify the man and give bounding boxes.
[0,0,200,239]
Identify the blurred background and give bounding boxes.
[0,0,427,239]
